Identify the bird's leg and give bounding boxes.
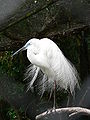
[48,89,53,102]
[67,91,72,107]
[67,94,70,107]
[46,80,56,114]
[53,80,56,110]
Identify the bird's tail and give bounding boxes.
[59,55,80,96]
[67,59,80,95]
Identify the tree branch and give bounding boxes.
[36,107,90,120]
[46,25,89,39]
[0,0,59,32]
[0,25,89,51]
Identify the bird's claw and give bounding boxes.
[46,107,56,114]
[53,106,56,112]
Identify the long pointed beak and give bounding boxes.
[11,46,26,57]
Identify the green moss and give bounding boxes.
[0,51,25,80]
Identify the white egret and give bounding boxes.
[12,38,79,108]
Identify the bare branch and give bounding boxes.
[46,25,89,39]
[36,107,90,120]
[0,0,59,32]
[0,25,89,51]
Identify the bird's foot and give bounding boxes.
[53,106,56,112]
[46,108,52,114]
[46,107,56,114]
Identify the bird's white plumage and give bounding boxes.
[23,38,79,95]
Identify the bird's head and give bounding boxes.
[11,38,39,57]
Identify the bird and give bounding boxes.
[12,38,79,108]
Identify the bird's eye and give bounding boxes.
[28,43,31,45]
[27,42,31,46]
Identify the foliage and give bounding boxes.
[0,51,25,80]
[0,99,30,120]
[6,107,31,120]
[7,108,17,120]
